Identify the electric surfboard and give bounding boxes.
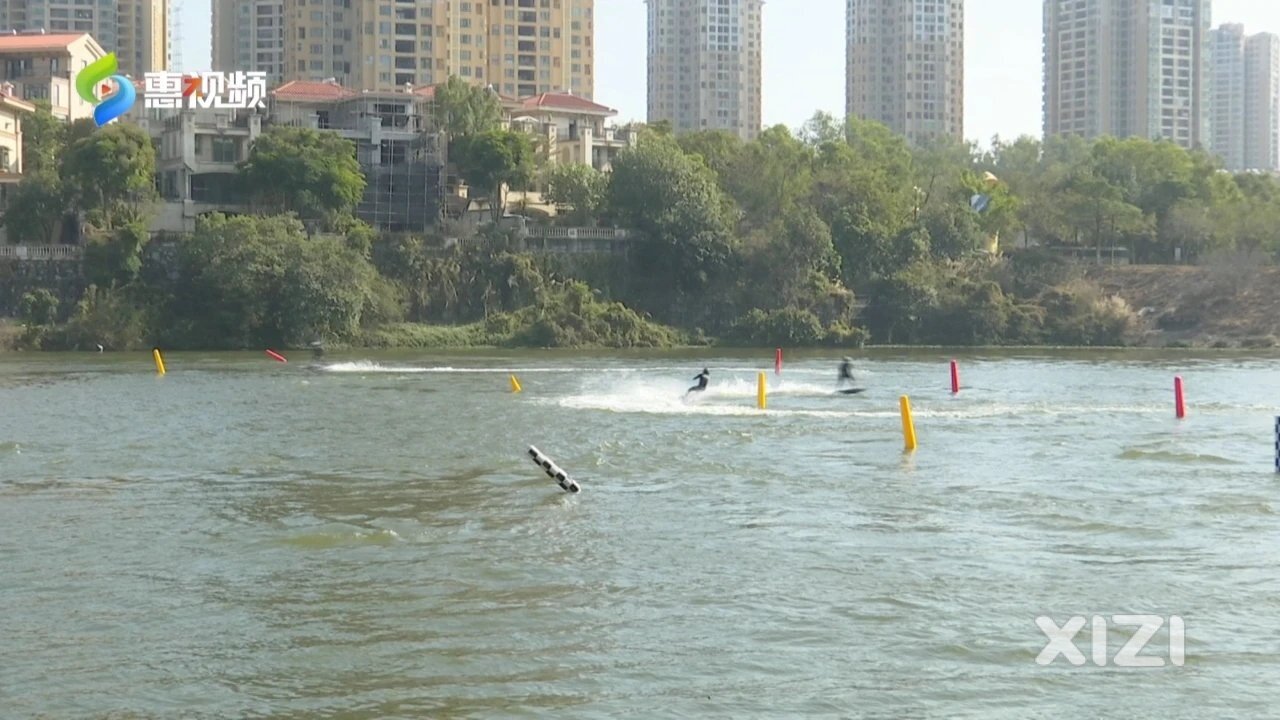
[838,388,866,395]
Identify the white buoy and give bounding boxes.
[528,445,580,493]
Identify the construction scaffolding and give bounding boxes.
[266,83,450,232]
[340,92,446,233]
[355,130,447,233]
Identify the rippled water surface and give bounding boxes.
[3,349,1280,719]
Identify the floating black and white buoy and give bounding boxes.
[528,445,580,493]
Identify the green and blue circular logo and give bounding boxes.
[74,53,135,127]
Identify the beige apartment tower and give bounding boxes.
[845,0,964,145]
[119,0,168,76]
[0,0,168,75]
[213,0,285,85]
[1043,0,1211,150]
[281,0,594,99]
[646,0,763,141]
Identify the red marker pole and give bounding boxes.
[950,359,960,394]
[1174,375,1186,419]
[266,349,287,363]
[775,348,782,375]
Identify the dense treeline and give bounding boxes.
[533,111,1280,345]
[7,84,1280,349]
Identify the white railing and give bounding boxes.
[0,245,83,261]
[535,227,630,240]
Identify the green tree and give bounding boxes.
[725,307,826,346]
[724,125,814,229]
[1218,173,1280,257]
[21,101,66,176]
[1059,171,1149,263]
[1090,137,1196,218]
[741,205,841,310]
[51,284,151,351]
[542,162,606,225]
[605,133,737,324]
[911,134,977,212]
[452,129,535,221]
[65,118,98,146]
[676,130,744,182]
[170,214,378,347]
[919,202,986,260]
[431,75,504,139]
[83,219,150,288]
[644,119,673,137]
[60,123,156,228]
[2,171,65,244]
[500,280,681,348]
[807,126,918,287]
[797,111,845,147]
[863,262,939,344]
[985,134,1092,247]
[238,126,366,225]
[18,288,59,326]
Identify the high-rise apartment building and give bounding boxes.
[168,0,183,71]
[1212,24,1280,171]
[213,0,285,85]
[281,0,594,99]
[1243,32,1279,171]
[119,0,168,76]
[1043,0,1211,150]
[0,0,169,75]
[845,0,963,145]
[646,0,763,141]
[1210,24,1246,169]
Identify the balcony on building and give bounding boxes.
[505,91,635,172]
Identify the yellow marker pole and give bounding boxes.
[509,374,522,393]
[757,372,767,410]
[899,395,917,451]
[152,348,166,376]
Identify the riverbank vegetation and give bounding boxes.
[7,89,1280,350]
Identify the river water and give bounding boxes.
[2,349,1280,718]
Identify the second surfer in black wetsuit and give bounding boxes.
[686,368,710,396]
[837,357,855,388]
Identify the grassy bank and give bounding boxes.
[1090,264,1280,348]
[357,322,497,349]
[0,319,18,351]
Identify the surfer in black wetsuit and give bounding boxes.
[837,357,855,388]
[686,368,710,396]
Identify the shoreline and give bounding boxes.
[3,338,1278,355]
[4,317,1278,354]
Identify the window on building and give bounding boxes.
[212,138,237,163]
